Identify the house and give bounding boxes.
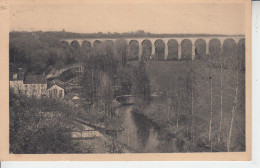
[9,71,68,99]
[47,79,65,99]
[23,75,47,98]
[9,72,25,94]
[10,72,48,99]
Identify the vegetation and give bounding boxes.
[9,89,94,153]
[9,31,245,153]
[131,56,245,152]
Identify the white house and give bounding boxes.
[10,73,25,94]
[10,73,48,99]
[23,75,48,98]
[47,79,65,99]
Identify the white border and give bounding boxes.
[2,1,260,168]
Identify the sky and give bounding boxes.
[10,2,246,35]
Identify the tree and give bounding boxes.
[97,71,114,117]
[185,64,198,142]
[9,89,86,153]
[114,39,128,69]
[83,43,118,107]
[132,60,151,106]
[227,45,242,152]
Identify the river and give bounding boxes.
[115,105,177,153]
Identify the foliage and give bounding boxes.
[104,139,124,153]
[132,60,151,107]
[9,89,90,153]
[128,58,245,152]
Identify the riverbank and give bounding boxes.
[132,105,177,138]
[126,105,178,153]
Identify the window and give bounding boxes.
[54,89,58,96]
[59,90,63,98]
[54,89,57,93]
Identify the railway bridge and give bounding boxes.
[60,35,245,60]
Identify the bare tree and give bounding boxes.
[227,46,242,152]
[217,50,229,143]
[114,39,128,69]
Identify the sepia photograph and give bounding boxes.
[0,0,251,161]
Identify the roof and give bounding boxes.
[47,79,65,89]
[72,96,81,100]
[24,75,47,84]
[10,72,24,81]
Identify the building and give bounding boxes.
[47,79,65,99]
[9,70,67,99]
[23,75,47,98]
[9,72,25,94]
[10,73,48,98]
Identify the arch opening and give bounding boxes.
[82,41,92,50]
[141,40,152,61]
[223,38,236,68]
[167,39,178,60]
[103,40,115,56]
[93,40,102,48]
[237,38,245,70]
[60,41,69,49]
[129,40,139,61]
[181,39,192,60]
[209,38,221,57]
[71,40,80,50]
[104,40,114,46]
[154,39,165,61]
[195,39,206,60]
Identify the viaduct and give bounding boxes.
[60,35,245,60]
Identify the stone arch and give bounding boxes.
[209,38,221,56]
[223,38,236,56]
[71,40,80,50]
[223,38,236,68]
[82,40,92,49]
[93,40,102,48]
[223,38,236,51]
[237,38,245,70]
[154,39,165,61]
[195,39,206,60]
[60,41,69,49]
[104,40,114,46]
[181,39,192,60]
[104,40,115,56]
[141,40,152,61]
[167,39,178,60]
[129,40,139,60]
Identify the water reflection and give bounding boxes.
[116,106,161,152]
